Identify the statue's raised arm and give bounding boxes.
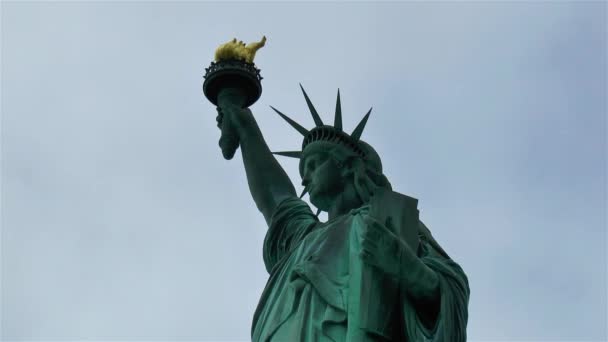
[203,36,296,225]
[216,96,297,225]
[202,37,470,341]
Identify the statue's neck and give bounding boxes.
[327,181,365,220]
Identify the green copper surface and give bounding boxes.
[212,86,470,341]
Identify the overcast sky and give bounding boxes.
[1,1,606,341]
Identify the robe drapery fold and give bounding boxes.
[252,196,469,342]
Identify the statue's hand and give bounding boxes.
[215,103,254,138]
[360,215,415,280]
[362,216,441,307]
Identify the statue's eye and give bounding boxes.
[305,154,327,175]
[308,160,316,171]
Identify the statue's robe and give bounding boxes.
[251,196,469,342]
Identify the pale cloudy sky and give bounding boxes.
[1,1,606,341]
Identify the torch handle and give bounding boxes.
[217,88,247,160]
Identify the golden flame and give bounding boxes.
[214,36,266,63]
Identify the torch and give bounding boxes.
[203,36,266,160]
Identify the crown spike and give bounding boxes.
[270,105,309,136]
[351,107,372,141]
[315,207,322,217]
[334,89,342,131]
[272,151,303,159]
[299,84,324,127]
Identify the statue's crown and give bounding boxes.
[272,84,372,161]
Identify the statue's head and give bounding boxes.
[272,85,391,212]
[299,140,391,210]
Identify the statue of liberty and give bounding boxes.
[204,37,469,341]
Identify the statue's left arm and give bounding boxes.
[398,244,441,330]
[360,216,470,341]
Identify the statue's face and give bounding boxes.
[302,151,346,211]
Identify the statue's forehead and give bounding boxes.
[299,142,358,177]
[302,141,352,159]
[299,148,328,173]
[302,149,329,161]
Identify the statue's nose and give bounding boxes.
[301,178,310,187]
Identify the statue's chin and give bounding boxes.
[310,194,330,212]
